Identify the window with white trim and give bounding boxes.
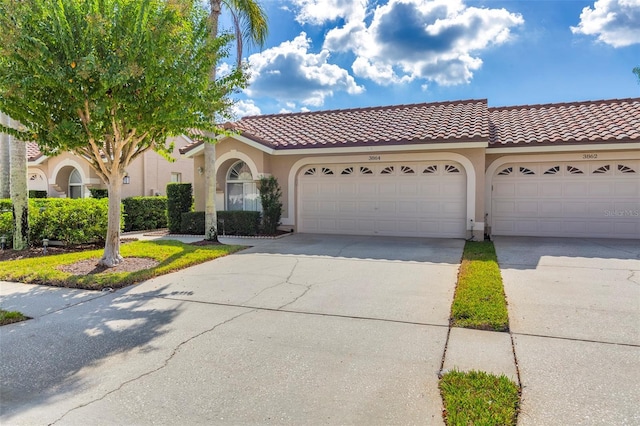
[68,169,83,199]
[226,161,260,211]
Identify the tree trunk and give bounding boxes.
[205,0,222,242]
[99,177,124,267]
[10,128,28,250]
[0,112,10,199]
[204,142,218,241]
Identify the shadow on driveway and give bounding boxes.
[0,285,182,420]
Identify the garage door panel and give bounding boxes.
[492,161,640,239]
[300,161,466,238]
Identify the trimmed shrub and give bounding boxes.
[166,183,192,233]
[0,199,11,213]
[258,176,282,235]
[28,190,47,199]
[89,188,108,199]
[180,211,205,234]
[123,196,168,232]
[0,211,13,248]
[217,211,260,236]
[31,198,111,245]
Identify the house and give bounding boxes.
[181,98,640,240]
[27,136,195,199]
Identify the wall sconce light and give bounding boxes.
[123,174,130,184]
[197,166,204,176]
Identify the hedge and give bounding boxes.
[123,196,167,232]
[28,190,47,198]
[0,198,112,247]
[179,211,261,236]
[166,183,192,233]
[89,188,108,199]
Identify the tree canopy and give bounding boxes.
[0,0,247,265]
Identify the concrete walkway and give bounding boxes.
[494,236,640,426]
[1,234,462,425]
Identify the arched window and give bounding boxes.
[227,161,260,211]
[68,169,84,199]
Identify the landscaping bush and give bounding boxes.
[89,188,108,199]
[180,211,205,234]
[0,199,11,213]
[0,211,13,249]
[258,176,282,235]
[217,211,260,236]
[166,183,192,233]
[28,190,47,198]
[31,198,111,245]
[122,196,167,232]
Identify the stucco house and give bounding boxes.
[181,98,640,240]
[26,136,195,199]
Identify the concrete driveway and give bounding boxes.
[1,234,463,425]
[494,237,640,426]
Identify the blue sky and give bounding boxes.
[218,0,640,117]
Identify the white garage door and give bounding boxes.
[491,160,640,239]
[299,161,467,238]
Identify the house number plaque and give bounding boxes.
[368,155,381,161]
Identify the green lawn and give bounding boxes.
[0,240,243,290]
[0,309,29,326]
[450,241,509,331]
[440,370,520,426]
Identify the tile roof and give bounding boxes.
[488,98,640,146]
[27,141,44,162]
[227,99,489,149]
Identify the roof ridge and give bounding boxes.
[489,97,640,112]
[240,98,489,120]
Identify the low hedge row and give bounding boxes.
[122,197,168,232]
[181,211,260,236]
[0,198,111,247]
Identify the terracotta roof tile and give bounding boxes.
[228,99,489,149]
[26,141,44,162]
[488,98,640,146]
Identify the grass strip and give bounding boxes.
[451,241,509,331]
[0,240,243,290]
[440,370,519,426]
[0,309,29,326]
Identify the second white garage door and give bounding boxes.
[298,161,467,238]
[491,160,640,239]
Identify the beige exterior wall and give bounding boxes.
[191,138,488,239]
[26,135,194,199]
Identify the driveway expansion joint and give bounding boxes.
[48,309,255,426]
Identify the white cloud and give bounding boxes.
[323,0,523,85]
[291,0,367,25]
[245,32,364,107]
[571,0,640,47]
[232,100,261,118]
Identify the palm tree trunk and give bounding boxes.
[0,112,10,199]
[9,125,28,250]
[204,0,222,242]
[99,176,124,267]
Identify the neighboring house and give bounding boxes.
[27,136,195,199]
[181,98,640,240]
